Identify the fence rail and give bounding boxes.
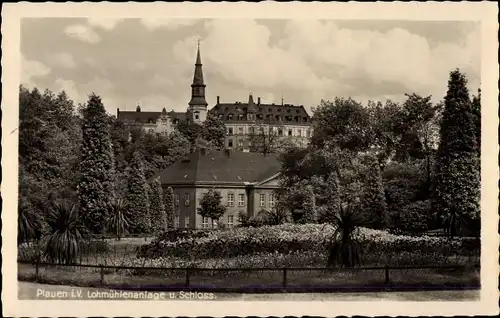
[18,260,480,293]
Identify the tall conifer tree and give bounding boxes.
[78,93,114,234]
[432,69,480,236]
[125,151,150,234]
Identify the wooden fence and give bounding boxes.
[18,260,480,293]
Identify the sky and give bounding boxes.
[21,18,481,116]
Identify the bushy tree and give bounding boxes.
[150,178,167,234]
[432,69,480,236]
[164,187,175,229]
[197,189,226,227]
[125,151,151,234]
[361,158,388,229]
[78,93,114,234]
[248,123,285,155]
[201,114,226,149]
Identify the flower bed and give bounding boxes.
[137,224,480,262]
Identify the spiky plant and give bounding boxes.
[43,201,86,264]
[327,203,372,268]
[107,198,130,241]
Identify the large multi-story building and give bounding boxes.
[117,44,313,151]
[149,149,281,229]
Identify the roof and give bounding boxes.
[149,150,281,186]
[208,99,311,126]
[117,109,186,124]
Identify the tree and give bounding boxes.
[197,189,227,227]
[361,158,388,229]
[471,89,481,158]
[150,178,167,234]
[164,187,175,229]
[201,114,226,149]
[125,151,151,234]
[176,119,204,146]
[311,98,372,152]
[78,93,114,234]
[248,123,285,155]
[43,201,86,264]
[107,198,130,241]
[432,69,480,236]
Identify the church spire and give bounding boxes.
[188,40,208,123]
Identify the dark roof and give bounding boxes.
[117,109,186,124]
[208,101,311,126]
[149,150,281,186]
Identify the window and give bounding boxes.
[227,215,234,228]
[202,217,210,229]
[213,219,219,229]
[227,193,234,207]
[237,114,244,120]
[278,128,283,136]
[259,193,266,207]
[185,216,190,228]
[175,216,180,228]
[175,193,180,207]
[228,127,233,135]
[297,129,302,137]
[238,127,244,135]
[184,193,190,206]
[238,139,244,147]
[307,129,311,137]
[228,114,233,120]
[238,194,245,207]
[249,127,255,134]
[194,111,199,120]
[288,129,293,136]
[269,194,275,207]
[228,139,233,148]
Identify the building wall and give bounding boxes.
[168,186,197,229]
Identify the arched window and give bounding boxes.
[194,111,200,120]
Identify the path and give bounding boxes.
[18,282,479,301]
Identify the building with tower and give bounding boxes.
[117,43,313,151]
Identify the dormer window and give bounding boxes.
[295,116,300,122]
[278,108,281,112]
[237,114,244,120]
[303,117,308,122]
[296,109,300,113]
[228,113,234,120]
[268,108,272,112]
[148,118,154,123]
[275,115,281,121]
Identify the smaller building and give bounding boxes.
[148,149,282,229]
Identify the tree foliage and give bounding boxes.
[361,158,388,229]
[432,69,480,236]
[125,151,151,234]
[150,178,167,234]
[77,93,115,234]
[197,189,227,226]
[201,114,227,149]
[164,187,175,229]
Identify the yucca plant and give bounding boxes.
[327,203,373,268]
[43,201,86,264]
[107,198,130,241]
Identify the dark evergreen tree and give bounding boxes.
[78,93,114,234]
[150,178,166,234]
[432,69,480,236]
[362,158,388,229]
[164,187,175,229]
[125,151,150,234]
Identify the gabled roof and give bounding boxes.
[117,109,186,124]
[149,150,281,186]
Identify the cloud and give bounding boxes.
[140,18,198,30]
[87,18,124,31]
[49,52,76,69]
[280,20,480,102]
[21,55,51,88]
[64,24,100,44]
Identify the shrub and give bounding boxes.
[137,223,480,264]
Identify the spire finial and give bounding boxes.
[281,92,284,106]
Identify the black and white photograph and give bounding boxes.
[2,2,498,317]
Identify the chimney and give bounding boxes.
[117,108,120,115]
[257,97,261,105]
[224,149,232,157]
[217,96,220,104]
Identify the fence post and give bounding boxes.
[35,258,40,282]
[100,265,104,285]
[185,268,190,287]
[384,265,390,284]
[282,267,287,288]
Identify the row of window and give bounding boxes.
[223,107,303,114]
[174,193,275,207]
[174,215,235,229]
[227,126,311,137]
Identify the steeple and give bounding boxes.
[188,40,208,123]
